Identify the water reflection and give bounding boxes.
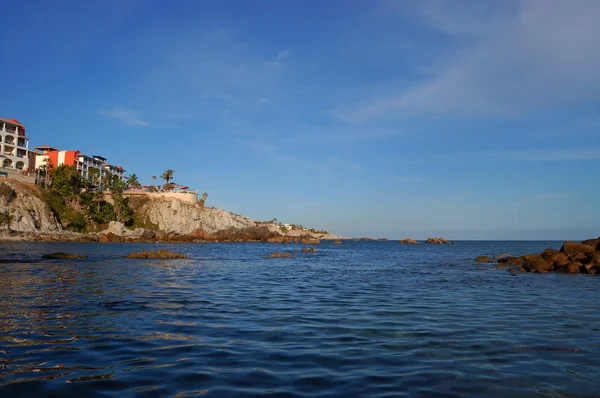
[0,241,599,397]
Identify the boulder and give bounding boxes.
[540,248,560,259]
[475,255,492,263]
[302,247,317,253]
[333,240,343,245]
[301,238,320,245]
[522,254,552,273]
[498,256,524,265]
[581,238,600,249]
[570,252,592,264]
[566,262,582,274]
[125,250,187,259]
[267,251,292,258]
[425,237,454,244]
[399,238,419,244]
[42,252,87,260]
[560,241,595,256]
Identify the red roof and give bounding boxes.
[0,117,25,127]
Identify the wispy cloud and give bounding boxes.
[395,176,421,183]
[99,108,167,127]
[529,193,572,200]
[276,48,291,61]
[335,0,600,121]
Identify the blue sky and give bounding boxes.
[2,0,599,239]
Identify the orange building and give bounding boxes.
[35,146,125,186]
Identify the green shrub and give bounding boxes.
[0,183,16,203]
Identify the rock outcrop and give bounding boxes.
[480,237,600,275]
[0,181,62,233]
[400,238,419,244]
[130,197,256,235]
[426,237,455,244]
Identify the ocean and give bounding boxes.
[0,241,599,397]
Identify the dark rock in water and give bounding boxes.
[522,254,552,273]
[566,262,582,274]
[570,252,592,264]
[400,238,419,244]
[302,247,317,253]
[301,238,320,245]
[540,248,560,259]
[475,255,492,263]
[333,240,343,245]
[498,256,524,265]
[581,237,600,250]
[544,252,569,269]
[42,252,87,260]
[267,251,292,258]
[425,237,454,244]
[560,241,595,256]
[125,250,187,259]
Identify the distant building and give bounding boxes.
[0,117,31,171]
[35,146,125,186]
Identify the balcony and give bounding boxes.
[4,137,15,145]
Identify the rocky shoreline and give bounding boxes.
[476,237,600,274]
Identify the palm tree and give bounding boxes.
[152,175,157,187]
[88,167,99,186]
[127,173,140,189]
[161,169,174,187]
[42,157,53,187]
[202,192,208,201]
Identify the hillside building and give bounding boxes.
[0,117,31,171]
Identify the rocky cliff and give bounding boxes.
[129,196,256,235]
[0,181,63,233]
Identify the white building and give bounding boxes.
[0,118,30,171]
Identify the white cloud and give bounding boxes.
[276,48,291,61]
[99,108,164,127]
[336,0,600,121]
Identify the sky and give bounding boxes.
[1,0,599,240]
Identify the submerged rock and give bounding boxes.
[267,251,293,258]
[560,241,595,256]
[333,240,343,245]
[125,250,187,259]
[302,247,317,253]
[399,238,419,244]
[301,238,320,245]
[425,237,454,244]
[42,252,87,260]
[475,255,492,263]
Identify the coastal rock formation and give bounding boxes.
[42,252,87,260]
[0,181,62,233]
[267,252,292,258]
[125,250,187,259]
[475,256,492,263]
[131,197,256,235]
[301,238,321,245]
[426,237,455,244]
[400,238,419,244]
[100,221,155,239]
[481,237,600,274]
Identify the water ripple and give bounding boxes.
[0,241,599,396]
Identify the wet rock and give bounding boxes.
[581,237,600,250]
[42,252,87,260]
[302,247,317,253]
[425,237,455,244]
[301,238,320,245]
[475,255,492,263]
[566,262,582,274]
[540,248,560,259]
[399,238,419,244]
[570,252,593,264]
[560,241,595,256]
[544,252,569,269]
[333,240,343,245]
[125,250,187,259]
[498,256,525,265]
[522,254,552,273]
[267,251,292,258]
